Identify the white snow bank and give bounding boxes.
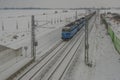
[0,57,32,80]
[64,13,120,80]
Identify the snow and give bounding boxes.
[100,9,120,14]
[63,12,120,80]
[0,56,24,73]
[100,9,120,38]
[105,17,120,38]
[0,10,84,50]
[0,9,86,79]
[0,57,32,80]
[91,16,120,80]
[0,9,120,80]
[0,10,85,57]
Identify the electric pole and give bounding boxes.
[2,21,4,31]
[85,15,92,67]
[85,17,89,65]
[31,15,36,61]
[75,11,77,20]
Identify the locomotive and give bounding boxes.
[61,12,96,40]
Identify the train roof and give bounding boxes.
[64,17,85,28]
[75,17,85,22]
[65,22,75,27]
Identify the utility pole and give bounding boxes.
[16,21,18,30]
[85,15,93,67]
[2,21,4,31]
[31,15,36,61]
[85,17,89,65]
[75,11,77,20]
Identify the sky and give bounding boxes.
[0,0,120,8]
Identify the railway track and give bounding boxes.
[11,40,64,80]
[35,30,84,80]
[11,14,96,80]
[59,15,97,80]
[14,27,84,80]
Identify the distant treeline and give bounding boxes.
[0,8,52,10]
[0,7,114,10]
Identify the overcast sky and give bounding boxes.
[0,0,119,8]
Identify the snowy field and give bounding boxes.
[63,11,120,80]
[0,10,85,47]
[0,9,85,50]
[0,9,86,76]
[100,9,120,14]
[0,9,120,80]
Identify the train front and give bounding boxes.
[61,26,71,40]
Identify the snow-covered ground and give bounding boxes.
[100,9,120,14]
[105,17,120,38]
[64,11,120,80]
[101,9,120,38]
[0,9,86,77]
[91,14,120,80]
[1,9,120,80]
[0,10,85,49]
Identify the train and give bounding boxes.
[61,11,96,40]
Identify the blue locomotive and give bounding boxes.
[61,17,85,40]
[61,11,96,40]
